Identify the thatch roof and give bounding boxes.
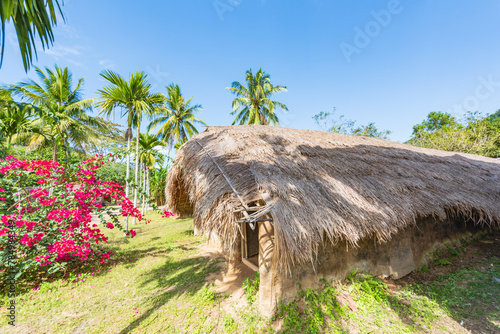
[165,125,500,271]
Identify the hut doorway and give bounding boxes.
[241,222,259,271]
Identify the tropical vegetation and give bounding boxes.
[0,61,499,332]
[408,111,500,158]
[96,70,165,228]
[9,65,107,162]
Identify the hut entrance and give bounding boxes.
[241,222,259,271]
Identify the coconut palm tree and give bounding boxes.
[226,68,288,125]
[137,133,165,213]
[1,0,64,71]
[148,83,205,148]
[96,70,165,229]
[10,65,104,161]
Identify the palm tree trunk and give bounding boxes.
[55,126,69,164]
[138,163,142,214]
[132,126,140,224]
[259,111,268,125]
[5,136,12,154]
[142,165,147,214]
[140,164,145,214]
[146,168,150,213]
[124,129,132,232]
[52,141,58,161]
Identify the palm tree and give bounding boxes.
[10,65,104,161]
[0,103,34,153]
[148,83,205,148]
[96,70,164,229]
[0,89,35,153]
[137,133,165,213]
[1,0,64,71]
[226,68,288,125]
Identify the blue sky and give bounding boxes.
[1,0,500,142]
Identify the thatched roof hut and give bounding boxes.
[166,125,499,269]
[166,125,500,314]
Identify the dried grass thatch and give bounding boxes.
[165,126,500,272]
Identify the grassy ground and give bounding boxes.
[273,230,500,334]
[0,212,498,333]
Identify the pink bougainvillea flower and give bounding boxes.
[162,211,175,218]
[0,155,147,281]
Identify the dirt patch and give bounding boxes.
[197,242,261,331]
[199,243,255,295]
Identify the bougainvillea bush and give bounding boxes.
[0,155,146,282]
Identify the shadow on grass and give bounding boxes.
[182,229,195,236]
[1,232,170,297]
[386,295,434,332]
[387,230,500,333]
[118,254,223,334]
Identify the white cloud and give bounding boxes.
[98,59,117,69]
[45,45,82,59]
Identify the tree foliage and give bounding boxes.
[10,65,110,161]
[313,108,391,140]
[408,111,500,158]
[411,111,459,136]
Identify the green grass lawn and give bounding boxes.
[0,212,258,333]
[1,212,499,333]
